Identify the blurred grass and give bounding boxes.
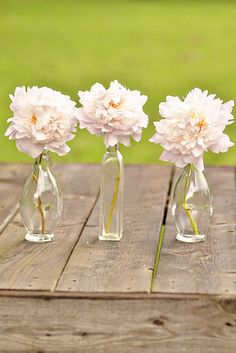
[0,0,236,165]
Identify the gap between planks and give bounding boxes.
[0,204,19,236]
[51,190,100,291]
[0,164,101,291]
[55,165,172,293]
[0,164,31,237]
[152,166,236,295]
[1,288,236,301]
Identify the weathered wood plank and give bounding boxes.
[0,295,236,353]
[153,166,236,295]
[0,164,31,235]
[56,165,172,293]
[0,164,236,353]
[0,165,100,291]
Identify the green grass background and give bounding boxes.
[0,0,236,165]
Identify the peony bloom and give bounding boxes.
[5,86,79,158]
[150,88,234,171]
[77,80,148,147]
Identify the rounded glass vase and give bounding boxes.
[20,150,63,242]
[172,164,213,243]
[99,145,124,241]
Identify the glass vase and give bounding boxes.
[172,164,213,243]
[99,145,124,241]
[20,150,63,242]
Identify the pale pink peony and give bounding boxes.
[150,88,234,171]
[77,80,148,147]
[5,86,79,158]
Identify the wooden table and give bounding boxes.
[0,163,236,353]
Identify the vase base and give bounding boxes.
[176,232,206,243]
[99,232,122,241]
[25,232,54,243]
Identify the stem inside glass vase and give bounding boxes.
[32,152,45,235]
[105,148,121,234]
[182,164,199,236]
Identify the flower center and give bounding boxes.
[190,111,207,132]
[197,118,207,131]
[109,100,121,109]
[31,114,37,125]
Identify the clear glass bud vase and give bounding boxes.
[20,150,63,242]
[172,164,213,243]
[99,145,124,241]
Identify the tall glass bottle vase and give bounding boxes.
[172,164,213,243]
[20,150,63,242]
[99,145,124,241]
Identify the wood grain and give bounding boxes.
[0,164,100,291]
[0,295,236,353]
[56,165,172,293]
[1,164,236,353]
[153,166,236,295]
[0,164,31,235]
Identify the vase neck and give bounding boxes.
[35,150,51,168]
[106,144,119,153]
[182,163,209,191]
[184,164,198,174]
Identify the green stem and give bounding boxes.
[151,225,165,292]
[182,164,198,236]
[37,194,45,235]
[33,153,45,235]
[105,159,121,234]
